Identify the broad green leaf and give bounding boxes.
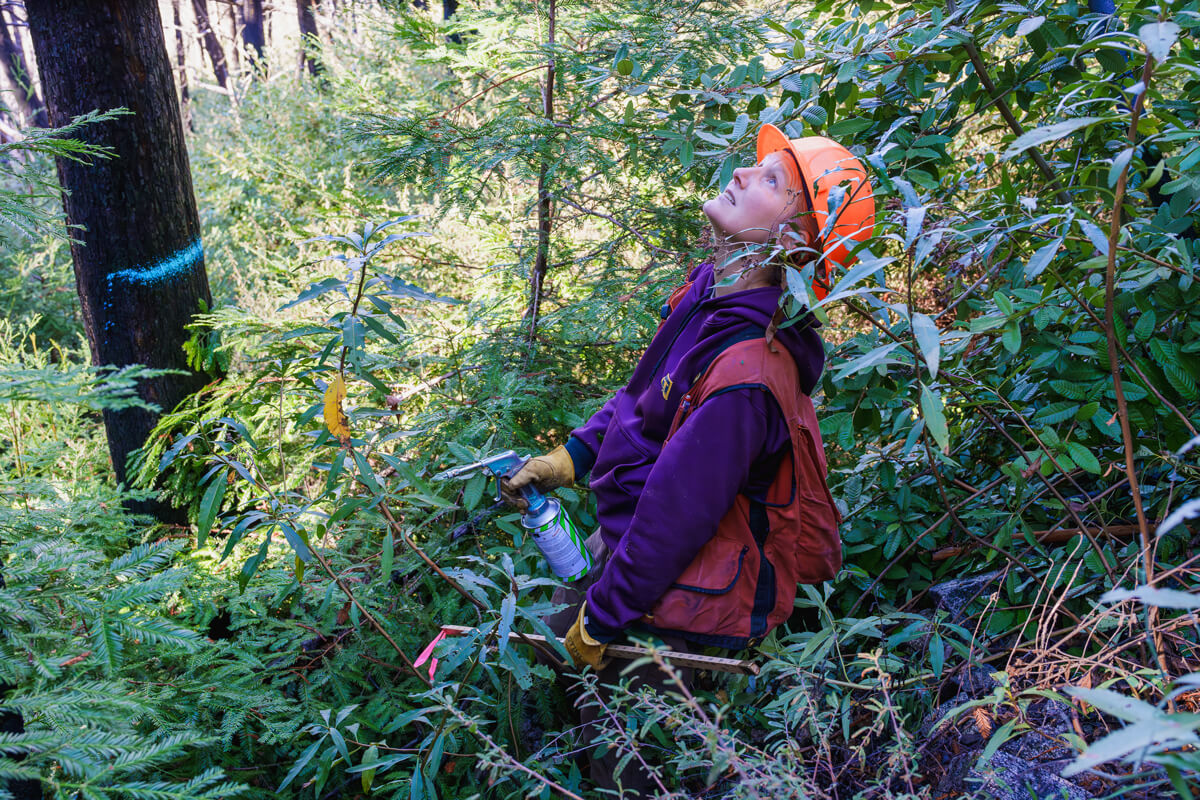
[196,470,227,548]
[279,522,312,562]
[1063,715,1200,777]
[1016,15,1044,36]
[1077,217,1109,256]
[279,276,344,310]
[410,762,425,800]
[904,206,926,249]
[342,315,365,352]
[361,744,379,794]
[278,739,322,790]
[381,530,394,581]
[834,341,904,380]
[1108,147,1134,188]
[1138,21,1181,63]
[1065,686,1159,723]
[1003,116,1109,160]
[353,449,381,495]
[1001,321,1021,354]
[1157,499,1200,538]
[1024,237,1061,279]
[911,313,940,378]
[1064,441,1101,474]
[462,472,486,510]
[920,385,949,451]
[1102,584,1200,609]
[497,593,516,656]
[979,718,1020,765]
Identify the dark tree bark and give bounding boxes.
[443,0,461,44]
[527,0,556,340]
[241,0,265,74]
[26,0,216,521]
[190,0,228,89]
[296,0,322,78]
[172,0,191,131]
[0,5,47,127]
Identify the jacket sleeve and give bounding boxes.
[583,387,786,638]
[563,388,624,479]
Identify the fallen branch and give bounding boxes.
[933,524,1147,561]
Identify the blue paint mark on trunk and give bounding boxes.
[107,238,204,287]
[103,238,205,332]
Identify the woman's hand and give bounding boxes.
[499,445,574,510]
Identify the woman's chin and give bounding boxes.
[701,199,727,229]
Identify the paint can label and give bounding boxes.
[525,499,592,582]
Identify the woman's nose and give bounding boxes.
[731,167,751,187]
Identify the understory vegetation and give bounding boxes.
[3,0,1200,797]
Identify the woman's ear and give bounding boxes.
[779,222,815,264]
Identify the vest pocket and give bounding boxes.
[667,542,749,595]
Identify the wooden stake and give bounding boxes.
[439,625,759,675]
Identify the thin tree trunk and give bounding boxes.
[0,6,47,127]
[227,0,240,74]
[527,0,556,341]
[190,0,228,89]
[296,0,321,77]
[241,0,265,75]
[172,0,191,131]
[26,0,217,522]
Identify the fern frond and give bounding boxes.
[89,610,123,674]
[63,767,246,800]
[109,541,183,580]
[108,616,203,651]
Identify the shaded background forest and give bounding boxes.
[2,0,1200,797]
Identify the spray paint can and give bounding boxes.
[434,449,592,582]
[521,496,592,582]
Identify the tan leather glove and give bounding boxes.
[564,601,610,670]
[500,445,574,510]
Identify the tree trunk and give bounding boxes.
[0,6,47,127]
[226,1,240,74]
[190,0,228,89]
[172,0,191,131]
[241,0,265,74]
[26,0,217,522]
[296,0,322,78]
[527,0,556,341]
[443,0,460,44]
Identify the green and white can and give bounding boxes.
[522,498,592,582]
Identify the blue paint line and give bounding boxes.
[103,238,204,332]
[106,238,204,288]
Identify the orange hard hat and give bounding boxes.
[756,123,875,298]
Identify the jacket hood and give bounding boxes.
[691,262,824,394]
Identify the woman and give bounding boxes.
[508,122,874,794]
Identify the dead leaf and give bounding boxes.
[323,375,351,443]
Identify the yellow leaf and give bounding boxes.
[323,375,351,443]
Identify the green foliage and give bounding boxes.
[3,0,1200,796]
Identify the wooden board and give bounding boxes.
[439,624,759,675]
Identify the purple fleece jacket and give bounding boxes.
[563,262,825,638]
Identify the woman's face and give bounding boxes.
[702,151,803,245]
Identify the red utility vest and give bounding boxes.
[641,283,842,648]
